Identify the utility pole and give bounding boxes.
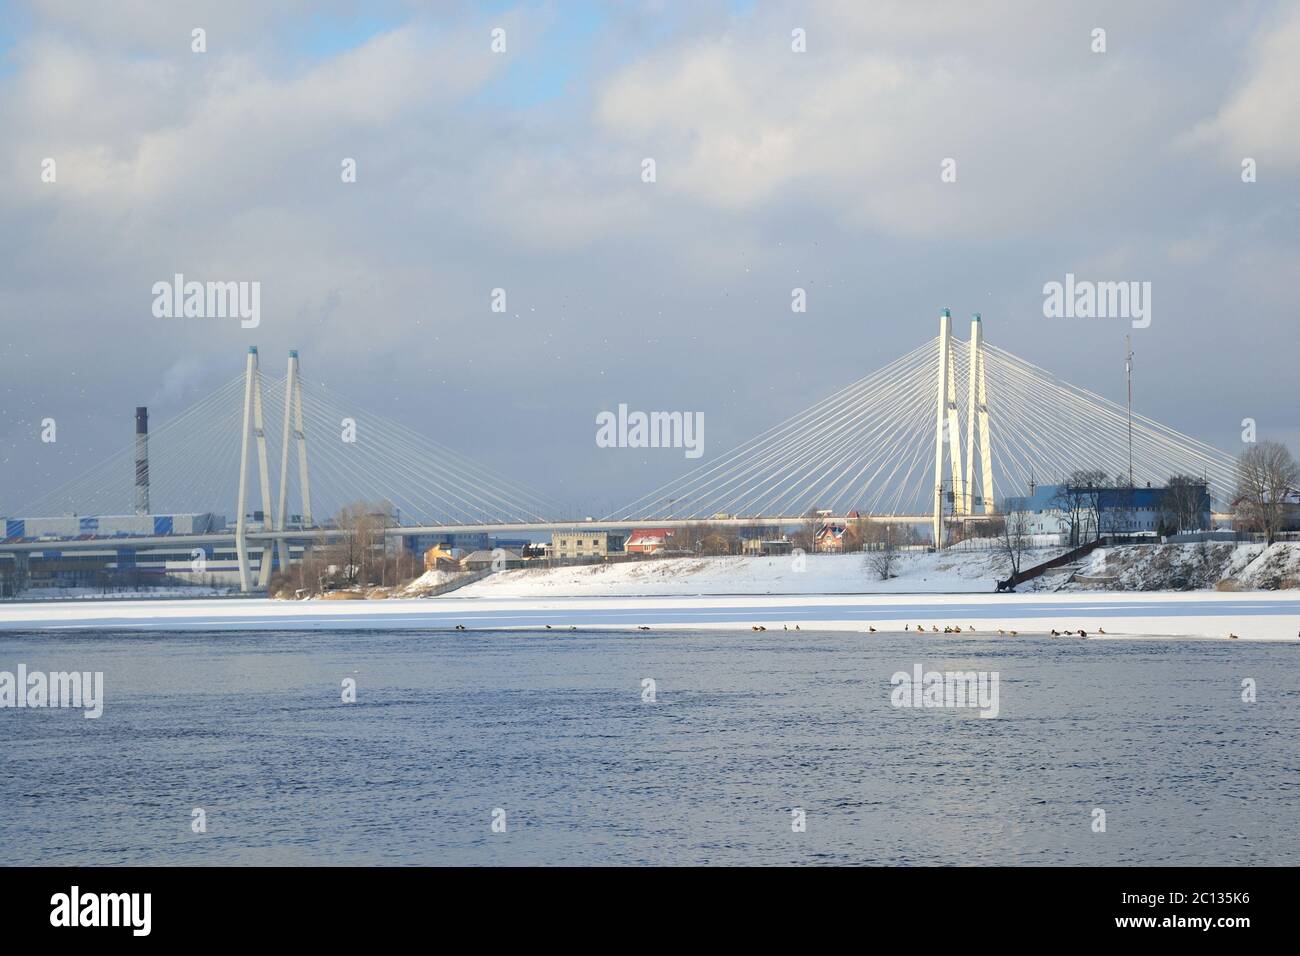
[1125,335,1134,486]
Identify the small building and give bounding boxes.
[551,530,625,559]
[815,523,846,553]
[491,538,532,552]
[1229,487,1300,533]
[461,549,525,571]
[423,544,456,571]
[626,528,673,554]
[741,538,794,556]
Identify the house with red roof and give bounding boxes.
[815,523,846,553]
[626,528,673,554]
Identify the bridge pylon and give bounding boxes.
[963,314,994,518]
[274,349,313,576]
[235,346,275,593]
[932,309,964,546]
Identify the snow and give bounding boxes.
[5,544,1297,638]
[10,585,239,601]
[1225,542,1300,589]
[393,568,465,596]
[447,543,1300,599]
[455,549,1067,598]
[1,591,1296,640]
[1069,542,1300,591]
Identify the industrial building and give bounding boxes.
[1004,482,1212,544]
[550,530,625,559]
[4,513,226,540]
[0,535,301,593]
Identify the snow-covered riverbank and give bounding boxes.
[2,590,1297,640]
[452,543,1300,597]
[455,549,1057,597]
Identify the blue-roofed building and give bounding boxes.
[1004,482,1211,544]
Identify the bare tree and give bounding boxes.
[864,521,901,581]
[1161,475,1207,535]
[790,507,822,553]
[1073,469,1108,542]
[1048,469,1107,544]
[1103,472,1136,535]
[842,514,868,553]
[999,509,1032,580]
[1235,442,1299,545]
[672,523,738,556]
[327,500,394,586]
[1048,484,1084,546]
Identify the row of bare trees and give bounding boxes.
[1049,469,1212,543]
[270,500,421,596]
[670,523,744,556]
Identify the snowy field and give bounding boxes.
[457,544,1300,597]
[1,591,1297,640]
[457,549,1061,597]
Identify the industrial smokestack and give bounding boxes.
[134,406,150,516]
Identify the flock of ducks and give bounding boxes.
[448,624,1257,639]
[448,622,1105,636]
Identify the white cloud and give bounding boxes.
[1187,5,1300,166]
[592,3,1180,238]
[1,0,1297,508]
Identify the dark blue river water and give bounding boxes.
[1,629,1296,865]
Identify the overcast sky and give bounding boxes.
[2,0,1297,519]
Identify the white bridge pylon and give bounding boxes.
[225,344,562,591]
[933,309,994,545]
[235,346,313,592]
[605,308,1239,538]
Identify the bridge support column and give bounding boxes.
[932,309,964,547]
[274,350,312,577]
[964,314,995,516]
[235,347,275,593]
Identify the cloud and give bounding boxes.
[1186,4,1300,166]
[1,0,1297,512]
[592,2,1186,238]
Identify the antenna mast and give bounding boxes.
[1125,335,1134,486]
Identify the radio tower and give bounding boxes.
[1126,335,1134,486]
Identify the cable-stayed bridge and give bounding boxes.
[2,312,1240,591]
[610,311,1238,532]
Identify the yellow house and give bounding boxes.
[423,545,456,571]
